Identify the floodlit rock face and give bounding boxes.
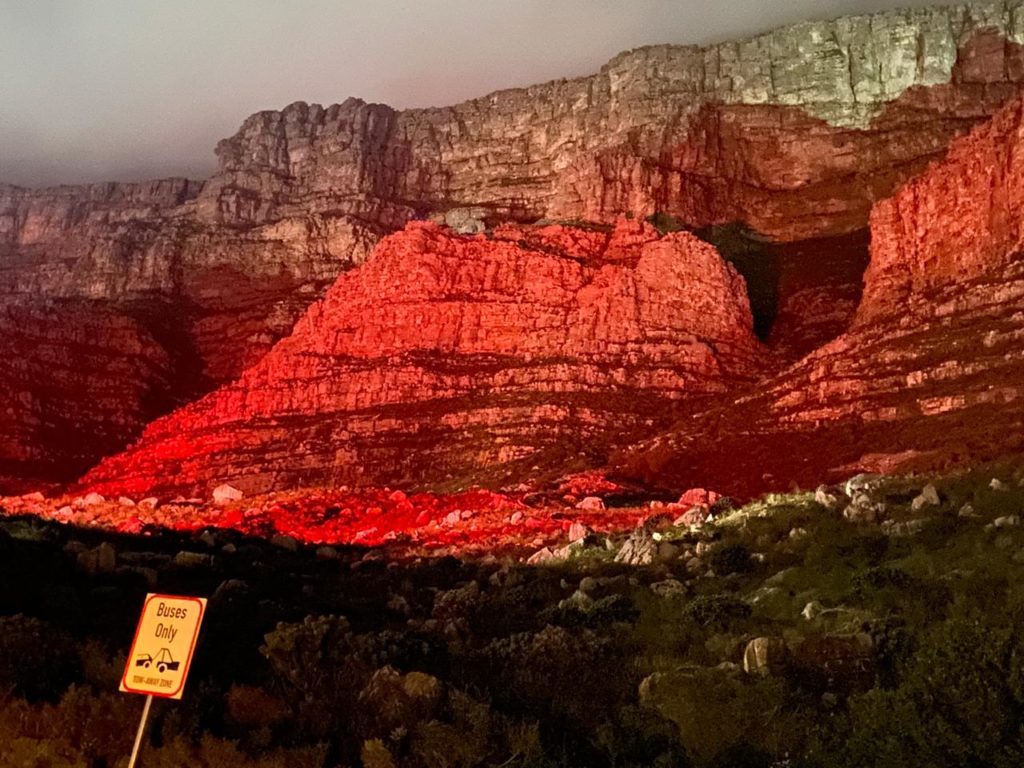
[81,220,767,496]
[859,93,1024,324]
[0,181,379,488]
[8,2,1024,490]
[615,92,1024,498]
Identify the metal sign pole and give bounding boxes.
[127,694,153,768]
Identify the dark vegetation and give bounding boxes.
[2,464,1024,766]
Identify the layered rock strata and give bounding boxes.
[0,181,381,382]
[211,13,1024,241]
[8,2,1024,489]
[615,92,1024,498]
[81,220,767,496]
[0,301,173,494]
[0,181,379,489]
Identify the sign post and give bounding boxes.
[120,593,207,767]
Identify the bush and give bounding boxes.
[475,625,634,727]
[646,212,688,234]
[709,544,754,576]
[0,614,80,700]
[681,595,752,630]
[260,615,372,741]
[639,665,798,765]
[818,617,1024,767]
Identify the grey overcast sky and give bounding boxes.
[1,0,955,187]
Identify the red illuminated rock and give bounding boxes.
[615,92,1024,498]
[0,181,379,489]
[859,94,1024,324]
[8,7,1024,491]
[81,219,766,497]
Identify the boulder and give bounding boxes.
[742,637,789,676]
[911,483,940,511]
[843,493,886,524]
[526,547,556,565]
[673,505,711,527]
[678,488,722,508]
[650,579,687,598]
[615,527,657,566]
[814,485,843,510]
[212,484,244,504]
[77,542,117,575]
[801,601,825,621]
[567,521,591,542]
[843,474,883,498]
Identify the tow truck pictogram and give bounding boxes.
[135,648,180,674]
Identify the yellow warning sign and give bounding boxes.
[120,593,206,700]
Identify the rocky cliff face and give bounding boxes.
[0,180,379,489]
[0,301,174,494]
[207,8,1024,241]
[8,2,1024,492]
[859,91,1024,323]
[80,220,767,496]
[0,181,380,381]
[615,90,1024,497]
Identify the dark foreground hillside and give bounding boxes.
[2,463,1024,767]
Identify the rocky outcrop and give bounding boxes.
[0,182,381,382]
[0,301,173,494]
[858,91,1024,323]
[206,9,1024,241]
[80,220,767,496]
[0,181,379,488]
[615,91,1024,498]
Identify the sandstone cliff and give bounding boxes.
[207,6,1024,241]
[80,220,767,496]
[0,301,173,493]
[615,90,1024,497]
[0,180,380,489]
[8,1,1024,490]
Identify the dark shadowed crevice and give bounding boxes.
[689,222,871,359]
[764,229,871,360]
[695,223,781,341]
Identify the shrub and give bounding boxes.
[709,544,753,576]
[260,615,372,740]
[639,665,795,765]
[681,595,752,630]
[0,614,80,700]
[475,625,634,727]
[646,212,688,234]
[819,617,1024,768]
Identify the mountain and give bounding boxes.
[80,219,767,496]
[5,2,1024,492]
[614,88,1024,497]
